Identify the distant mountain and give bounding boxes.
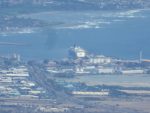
[0,0,150,11]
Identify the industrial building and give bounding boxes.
[69,45,88,59]
[45,45,150,76]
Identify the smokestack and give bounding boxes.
[140,51,143,63]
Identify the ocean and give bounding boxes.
[0,9,150,61]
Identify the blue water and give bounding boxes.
[0,10,150,60]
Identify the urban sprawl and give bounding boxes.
[0,45,150,113]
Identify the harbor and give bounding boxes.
[0,1,150,113]
[45,45,150,76]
